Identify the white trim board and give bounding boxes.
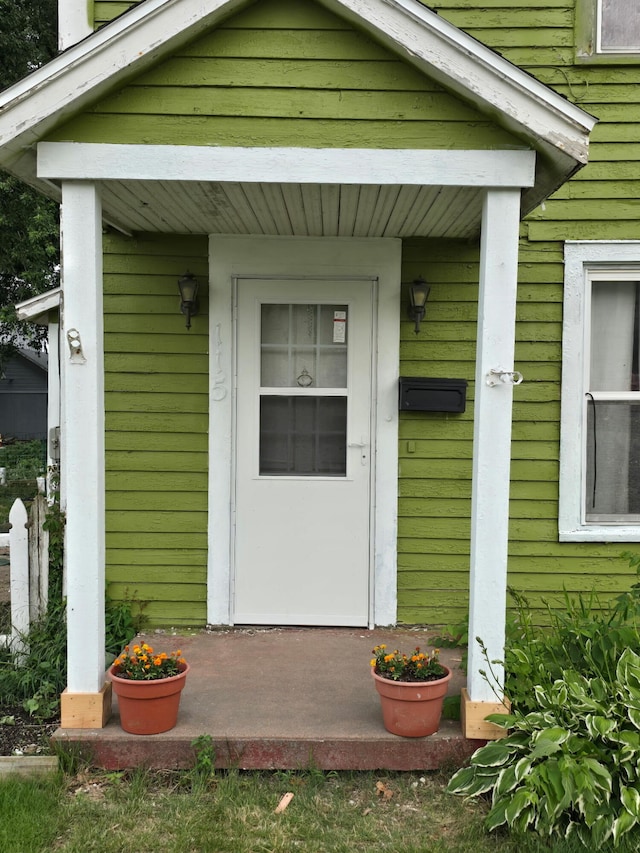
[16,287,61,322]
[207,236,401,627]
[37,144,537,188]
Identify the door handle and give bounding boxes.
[348,437,369,465]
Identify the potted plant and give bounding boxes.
[109,643,189,735]
[370,644,451,737]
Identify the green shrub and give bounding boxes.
[504,554,640,715]
[448,552,640,848]
[0,440,46,480]
[449,648,640,848]
[0,498,145,717]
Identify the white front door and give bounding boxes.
[234,278,374,625]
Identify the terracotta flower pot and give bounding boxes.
[371,666,452,737]
[109,662,190,735]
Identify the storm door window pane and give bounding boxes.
[259,397,347,476]
[261,304,348,388]
[599,0,640,51]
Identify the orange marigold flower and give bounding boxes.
[153,657,162,666]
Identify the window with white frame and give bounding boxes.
[560,243,640,541]
[576,0,640,59]
[598,0,640,52]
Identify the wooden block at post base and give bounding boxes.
[61,681,112,729]
[461,688,511,740]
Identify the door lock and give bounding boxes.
[348,437,369,465]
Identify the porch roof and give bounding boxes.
[0,0,596,238]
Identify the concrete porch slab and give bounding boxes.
[53,627,483,771]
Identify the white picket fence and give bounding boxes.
[0,493,49,652]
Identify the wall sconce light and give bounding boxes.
[178,272,199,330]
[408,277,430,334]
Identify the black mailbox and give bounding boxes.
[399,377,467,413]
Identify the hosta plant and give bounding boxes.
[448,647,640,848]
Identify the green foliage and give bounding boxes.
[0,497,142,717]
[0,440,46,480]
[105,589,148,658]
[42,489,64,588]
[0,773,64,853]
[187,734,216,791]
[503,556,640,716]
[371,643,446,681]
[448,552,640,848]
[0,0,59,371]
[0,494,66,715]
[449,648,640,848]
[0,441,48,531]
[0,0,57,88]
[0,596,67,718]
[432,618,469,649]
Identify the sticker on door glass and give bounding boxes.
[333,311,347,343]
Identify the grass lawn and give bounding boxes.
[0,766,625,853]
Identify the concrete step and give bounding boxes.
[52,627,482,771]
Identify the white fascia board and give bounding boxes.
[0,0,249,165]
[15,287,61,322]
[38,143,537,187]
[319,0,596,164]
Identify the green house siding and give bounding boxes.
[398,240,475,624]
[53,0,521,151]
[399,233,631,627]
[104,232,209,626]
[387,0,634,626]
[69,0,638,626]
[93,2,135,29]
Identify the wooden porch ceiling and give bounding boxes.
[98,180,486,238]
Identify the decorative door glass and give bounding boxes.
[259,304,348,475]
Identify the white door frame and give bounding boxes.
[207,236,401,627]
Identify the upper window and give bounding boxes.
[598,0,640,52]
[576,0,640,60]
[560,243,640,540]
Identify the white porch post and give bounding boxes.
[463,188,521,737]
[59,181,110,728]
